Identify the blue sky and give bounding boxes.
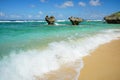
[0,0,120,20]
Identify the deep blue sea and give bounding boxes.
[0,20,120,80]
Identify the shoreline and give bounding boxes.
[35,39,120,80]
[78,39,120,80]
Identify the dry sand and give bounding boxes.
[36,40,120,80]
[78,40,120,80]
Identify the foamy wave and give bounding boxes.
[54,23,60,25]
[86,20,103,21]
[0,29,120,80]
[0,21,12,22]
[0,20,45,23]
[57,20,67,22]
[54,22,66,26]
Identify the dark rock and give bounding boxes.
[45,15,55,25]
[104,11,120,24]
[68,16,83,25]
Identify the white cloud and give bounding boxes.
[78,2,86,7]
[58,1,74,8]
[0,12,5,17]
[89,0,101,6]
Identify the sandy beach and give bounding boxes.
[78,39,120,80]
[35,39,120,80]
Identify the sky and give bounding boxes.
[0,0,120,20]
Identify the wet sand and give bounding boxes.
[35,61,82,80]
[78,40,120,80]
[36,39,120,80]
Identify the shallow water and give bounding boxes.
[0,21,120,80]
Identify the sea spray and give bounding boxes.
[0,29,120,80]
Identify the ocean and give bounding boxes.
[0,20,120,80]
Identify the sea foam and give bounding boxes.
[0,29,120,80]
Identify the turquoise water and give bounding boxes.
[0,21,120,80]
[0,21,119,58]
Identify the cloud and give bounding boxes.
[0,12,5,17]
[78,2,86,7]
[57,1,74,8]
[89,0,101,6]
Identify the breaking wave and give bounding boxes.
[0,29,120,80]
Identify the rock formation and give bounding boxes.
[104,11,120,24]
[68,16,83,25]
[45,15,55,25]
